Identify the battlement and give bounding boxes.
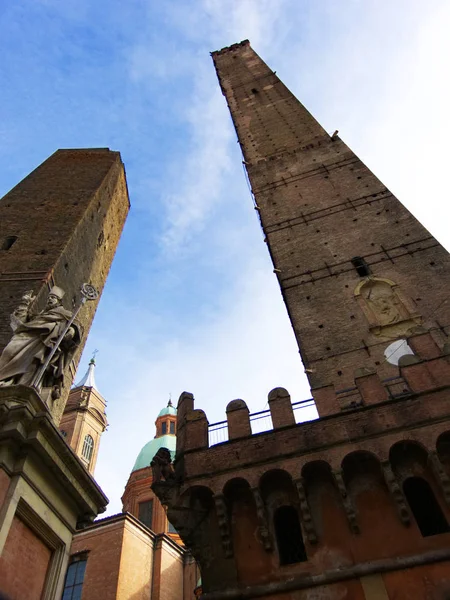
[173,332,450,464]
[210,40,250,57]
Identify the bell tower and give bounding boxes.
[60,357,107,475]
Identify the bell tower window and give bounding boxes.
[82,434,94,463]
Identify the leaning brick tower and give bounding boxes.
[0,148,129,422]
[0,149,129,599]
[152,42,450,600]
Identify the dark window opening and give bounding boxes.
[403,477,450,537]
[162,421,167,435]
[274,505,307,565]
[251,88,259,94]
[62,556,87,600]
[170,421,175,434]
[138,499,153,529]
[2,236,18,251]
[351,256,371,277]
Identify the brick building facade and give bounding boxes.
[152,42,450,600]
[67,401,199,600]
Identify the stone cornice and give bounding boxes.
[0,385,108,525]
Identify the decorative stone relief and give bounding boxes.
[213,493,233,558]
[332,469,360,534]
[429,451,450,506]
[354,277,422,339]
[294,478,318,544]
[381,461,411,525]
[251,487,273,551]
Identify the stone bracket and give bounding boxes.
[294,478,318,544]
[429,451,450,506]
[332,469,360,534]
[214,493,233,558]
[252,487,273,551]
[382,461,411,526]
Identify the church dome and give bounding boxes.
[157,399,177,417]
[132,434,176,472]
[131,400,178,472]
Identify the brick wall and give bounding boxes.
[0,515,52,600]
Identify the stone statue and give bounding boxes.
[151,447,176,483]
[0,286,82,401]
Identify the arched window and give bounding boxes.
[403,477,450,537]
[82,434,94,463]
[162,422,167,435]
[273,505,307,565]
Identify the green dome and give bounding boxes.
[158,404,177,417]
[132,435,176,472]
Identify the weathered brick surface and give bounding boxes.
[0,149,129,423]
[0,515,52,600]
[149,42,450,600]
[212,43,450,399]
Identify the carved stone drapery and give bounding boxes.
[214,494,233,558]
[251,487,273,551]
[429,451,450,506]
[294,478,318,544]
[332,469,360,534]
[381,461,411,526]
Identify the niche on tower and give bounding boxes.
[354,277,422,339]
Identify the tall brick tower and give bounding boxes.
[211,41,450,405]
[153,43,450,600]
[0,149,129,600]
[0,148,129,423]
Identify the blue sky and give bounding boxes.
[1,0,449,515]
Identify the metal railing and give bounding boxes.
[208,398,318,447]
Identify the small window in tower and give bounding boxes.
[351,256,371,277]
[251,88,259,94]
[162,422,167,435]
[138,499,153,529]
[62,554,87,600]
[81,434,94,463]
[1,236,18,251]
[170,421,175,434]
[273,505,307,565]
[61,430,67,438]
[403,477,450,537]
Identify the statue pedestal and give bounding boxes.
[0,385,108,600]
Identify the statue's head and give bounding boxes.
[46,286,65,309]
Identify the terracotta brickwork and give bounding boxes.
[60,384,107,474]
[69,513,197,600]
[151,42,450,600]
[0,515,52,600]
[0,149,129,423]
[211,41,450,396]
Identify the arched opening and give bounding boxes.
[81,434,94,463]
[273,506,307,565]
[1,236,18,251]
[403,477,450,537]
